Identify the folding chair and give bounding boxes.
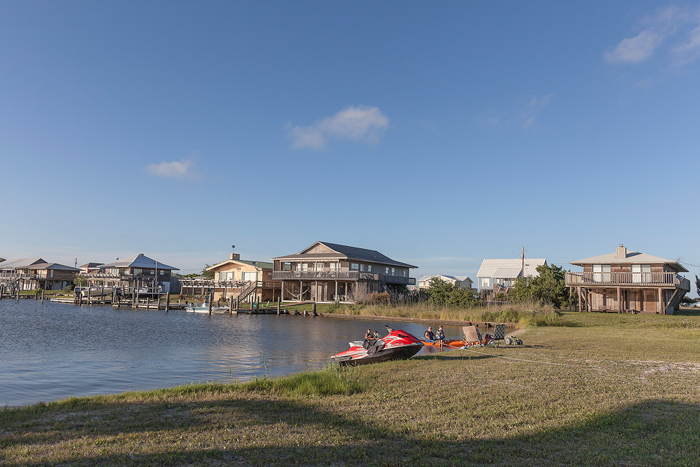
[492,323,506,347]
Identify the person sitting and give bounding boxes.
[436,325,445,341]
[365,328,373,340]
[373,330,381,338]
[424,326,435,340]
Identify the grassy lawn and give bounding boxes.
[2,311,700,466]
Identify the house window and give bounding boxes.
[385,267,389,274]
[391,267,395,275]
[301,263,308,271]
[593,264,610,282]
[360,264,365,272]
[330,263,338,271]
[350,263,359,271]
[481,278,490,288]
[367,265,372,272]
[632,264,651,283]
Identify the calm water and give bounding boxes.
[0,299,462,407]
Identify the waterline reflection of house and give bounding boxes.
[565,245,690,314]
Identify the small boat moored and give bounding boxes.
[184,303,229,314]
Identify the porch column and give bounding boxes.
[577,287,582,312]
[617,287,621,313]
[280,280,284,301]
[658,288,663,314]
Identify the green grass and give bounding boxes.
[3,311,700,466]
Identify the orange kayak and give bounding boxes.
[421,337,492,348]
[421,339,465,348]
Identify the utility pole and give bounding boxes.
[521,247,526,278]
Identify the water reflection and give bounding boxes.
[0,300,465,407]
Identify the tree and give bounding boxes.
[426,277,480,307]
[696,275,700,297]
[201,264,215,280]
[511,263,569,308]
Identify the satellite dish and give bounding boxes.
[232,245,235,249]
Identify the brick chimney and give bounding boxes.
[616,244,627,259]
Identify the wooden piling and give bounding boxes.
[87,287,91,305]
[277,297,281,315]
[229,296,234,315]
[146,295,151,310]
[165,292,170,313]
[208,292,213,315]
[41,289,44,304]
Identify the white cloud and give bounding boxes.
[671,25,700,65]
[145,159,200,180]
[288,105,389,149]
[604,30,664,63]
[605,6,700,66]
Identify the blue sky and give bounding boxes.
[1,1,699,294]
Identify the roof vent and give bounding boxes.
[616,244,627,259]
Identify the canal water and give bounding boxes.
[0,299,464,407]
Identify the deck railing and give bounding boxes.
[272,271,416,285]
[565,271,682,287]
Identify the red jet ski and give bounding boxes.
[330,326,424,366]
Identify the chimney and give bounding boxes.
[230,245,240,261]
[616,244,627,259]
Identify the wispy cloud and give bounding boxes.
[287,105,389,149]
[604,6,700,66]
[145,159,200,180]
[476,93,554,129]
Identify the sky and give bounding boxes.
[1,1,699,295]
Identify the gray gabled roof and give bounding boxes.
[26,263,80,272]
[476,258,547,279]
[570,249,687,272]
[0,258,47,270]
[272,241,417,268]
[98,254,178,271]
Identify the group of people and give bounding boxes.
[423,325,445,343]
[365,329,381,340]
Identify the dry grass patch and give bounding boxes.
[3,312,700,466]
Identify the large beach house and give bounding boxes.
[565,245,690,314]
[272,241,417,303]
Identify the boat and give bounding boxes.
[184,303,229,314]
[330,326,423,366]
[421,338,466,349]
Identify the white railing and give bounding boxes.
[565,271,681,287]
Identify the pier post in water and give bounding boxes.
[277,297,281,315]
[165,292,170,313]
